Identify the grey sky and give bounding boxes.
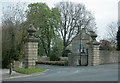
[1,0,119,40]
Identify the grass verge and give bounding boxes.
[15,68,46,74]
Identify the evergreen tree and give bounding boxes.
[117,26,120,50]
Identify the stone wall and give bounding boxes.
[38,56,50,61]
[13,61,22,69]
[68,53,80,66]
[99,51,120,64]
[68,51,120,66]
[60,57,68,61]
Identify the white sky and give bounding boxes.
[1,0,119,40]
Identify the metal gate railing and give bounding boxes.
[79,49,88,66]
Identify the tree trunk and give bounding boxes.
[62,44,67,57]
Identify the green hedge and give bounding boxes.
[36,61,68,66]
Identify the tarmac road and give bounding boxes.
[2,64,119,81]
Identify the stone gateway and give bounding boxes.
[68,28,100,66]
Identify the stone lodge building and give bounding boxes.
[70,28,91,53]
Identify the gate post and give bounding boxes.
[87,31,100,66]
[24,24,38,68]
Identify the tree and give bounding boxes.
[26,3,62,57]
[106,22,118,42]
[99,40,114,50]
[117,26,120,50]
[102,22,118,50]
[55,2,96,56]
[2,3,27,68]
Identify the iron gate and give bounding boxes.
[79,49,88,66]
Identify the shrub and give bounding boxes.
[64,60,68,66]
[49,54,60,61]
[36,61,68,66]
[62,49,72,57]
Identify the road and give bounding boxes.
[3,64,118,81]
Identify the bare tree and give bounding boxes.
[106,22,118,42]
[55,2,96,55]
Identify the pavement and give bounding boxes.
[1,68,49,81]
[1,69,31,80]
[2,63,119,81]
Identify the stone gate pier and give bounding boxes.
[24,24,38,68]
[87,31,100,66]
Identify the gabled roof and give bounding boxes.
[73,28,91,40]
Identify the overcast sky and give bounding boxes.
[1,0,119,40]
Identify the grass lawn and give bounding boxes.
[15,68,46,74]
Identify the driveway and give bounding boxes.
[2,64,118,81]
